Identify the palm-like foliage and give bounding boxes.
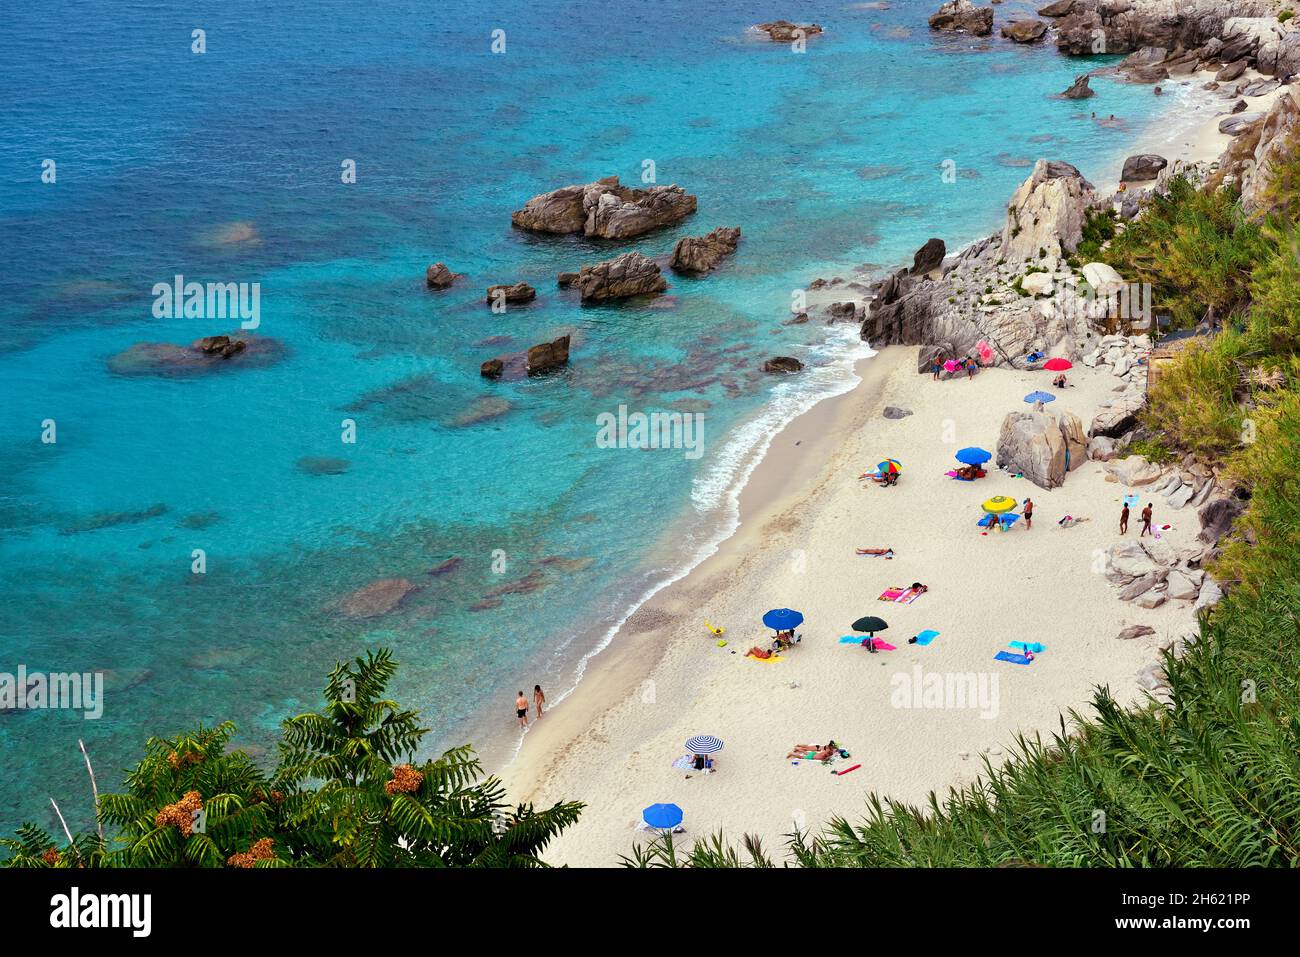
[2,650,583,868]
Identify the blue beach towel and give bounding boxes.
[1009,641,1046,653]
[839,635,863,644]
[994,651,1034,665]
[914,629,940,646]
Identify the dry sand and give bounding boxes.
[505,347,1198,866]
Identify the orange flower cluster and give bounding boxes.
[384,764,423,795]
[167,749,205,770]
[41,847,59,866]
[227,837,275,869]
[252,788,286,805]
[154,790,203,837]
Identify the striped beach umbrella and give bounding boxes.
[685,735,724,755]
[982,495,1017,514]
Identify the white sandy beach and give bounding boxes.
[505,346,1199,866]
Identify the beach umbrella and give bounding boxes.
[1024,391,1056,404]
[955,447,991,465]
[982,495,1017,514]
[878,459,902,475]
[761,608,804,632]
[643,803,684,829]
[851,615,889,635]
[1043,358,1073,371]
[685,734,724,755]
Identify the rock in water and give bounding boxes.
[484,282,536,305]
[1001,20,1048,43]
[1037,0,1073,15]
[928,0,994,35]
[762,356,804,373]
[1121,154,1168,182]
[340,578,418,619]
[577,251,668,302]
[526,335,571,375]
[426,262,461,289]
[754,21,823,42]
[910,237,946,275]
[1061,74,1094,99]
[296,456,350,475]
[670,226,741,274]
[511,176,697,239]
[999,159,1094,261]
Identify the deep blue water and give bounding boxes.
[0,0,1167,833]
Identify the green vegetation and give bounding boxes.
[1279,10,1294,23]
[2,649,582,868]
[625,145,1300,869]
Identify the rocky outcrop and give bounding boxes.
[999,159,1096,261]
[910,237,946,275]
[425,262,460,289]
[108,334,285,377]
[340,578,418,619]
[754,21,824,41]
[557,271,580,287]
[670,226,741,274]
[1002,20,1049,43]
[995,408,1085,489]
[1061,74,1095,98]
[1258,28,1300,76]
[762,356,804,373]
[1122,153,1169,181]
[1089,391,1146,438]
[1054,0,1275,58]
[1219,112,1263,135]
[511,176,697,239]
[1239,88,1300,214]
[577,251,668,302]
[485,282,537,306]
[481,334,572,379]
[1197,494,1246,544]
[928,0,994,36]
[1038,0,1075,15]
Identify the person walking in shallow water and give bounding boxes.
[533,684,545,719]
[1120,503,1129,535]
[1140,503,1153,537]
[515,690,529,728]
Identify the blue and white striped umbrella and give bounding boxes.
[685,735,724,755]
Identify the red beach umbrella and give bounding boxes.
[1043,357,1072,371]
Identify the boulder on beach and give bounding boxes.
[754,21,824,42]
[1122,153,1169,181]
[995,408,1085,489]
[577,251,667,302]
[762,356,804,374]
[425,262,461,289]
[485,282,537,306]
[928,0,994,35]
[510,176,697,240]
[1219,112,1263,135]
[339,577,418,619]
[1061,74,1094,98]
[1001,20,1048,43]
[1216,58,1249,82]
[670,226,741,274]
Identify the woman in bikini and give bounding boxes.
[533,684,545,718]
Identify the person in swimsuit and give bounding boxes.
[515,691,529,728]
[932,357,943,380]
[1120,503,1130,535]
[533,684,545,719]
[1140,503,1154,537]
[1023,497,1033,529]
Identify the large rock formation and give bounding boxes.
[999,159,1096,261]
[1238,88,1300,214]
[1002,20,1049,43]
[910,237,946,275]
[1122,153,1169,181]
[1061,73,1095,98]
[670,226,741,274]
[511,176,697,239]
[996,408,1086,489]
[1054,0,1275,58]
[929,0,994,35]
[577,251,668,302]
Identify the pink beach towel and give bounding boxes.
[878,588,904,602]
[862,638,896,651]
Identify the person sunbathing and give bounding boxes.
[746,646,774,659]
[787,742,837,761]
[856,547,894,558]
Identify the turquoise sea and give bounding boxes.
[1,0,1173,833]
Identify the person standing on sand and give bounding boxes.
[1023,497,1033,529]
[515,691,529,728]
[1140,503,1154,537]
[533,684,545,718]
[1120,503,1130,535]
[932,356,943,380]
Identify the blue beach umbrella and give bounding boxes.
[685,735,724,755]
[643,803,684,829]
[1024,391,1056,404]
[955,447,992,465]
[762,608,804,632]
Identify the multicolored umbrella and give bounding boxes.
[955,447,991,465]
[982,495,1017,514]
[1043,358,1073,371]
[1024,391,1056,404]
[761,608,803,632]
[878,459,902,475]
[685,735,724,755]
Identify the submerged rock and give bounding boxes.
[339,577,418,619]
[754,21,824,42]
[108,334,286,377]
[296,456,350,475]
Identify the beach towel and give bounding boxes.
[746,653,783,663]
[913,629,940,646]
[856,548,894,558]
[671,755,694,770]
[894,587,925,605]
[839,635,866,644]
[878,588,904,601]
[863,638,896,651]
[945,470,976,481]
[994,651,1034,665]
[1010,641,1046,653]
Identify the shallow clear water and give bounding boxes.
[0,0,1166,832]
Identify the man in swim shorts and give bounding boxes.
[515,691,529,728]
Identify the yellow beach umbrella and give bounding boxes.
[981,495,1017,514]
